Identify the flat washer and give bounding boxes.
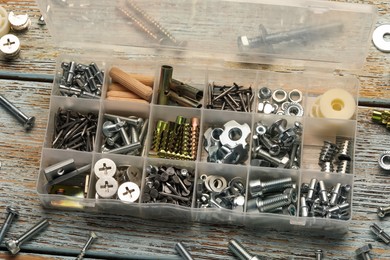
[272,89,287,103]
[372,24,390,52]
[379,151,390,170]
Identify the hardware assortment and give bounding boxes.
[206,83,254,112]
[251,119,302,168]
[318,138,352,173]
[142,165,194,206]
[300,178,351,220]
[257,87,304,116]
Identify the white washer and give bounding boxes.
[372,24,390,52]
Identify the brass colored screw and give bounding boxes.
[372,110,383,123]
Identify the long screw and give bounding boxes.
[75,231,98,260]
[228,239,261,260]
[175,242,194,260]
[0,94,35,130]
[5,218,49,254]
[0,206,19,244]
[370,223,390,244]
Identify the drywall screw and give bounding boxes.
[370,223,390,244]
[355,244,373,260]
[315,249,324,260]
[76,231,98,260]
[249,177,293,197]
[5,218,49,255]
[228,239,260,260]
[0,94,35,130]
[377,205,390,218]
[175,242,194,260]
[0,206,19,244]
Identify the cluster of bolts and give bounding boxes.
[94,158,141,201]
[257,87,304,116]
[247,177,297,215]
[59,61,104,99]
[318,139,352,174]
[101,113,148,155]
[372,109,390,129]
[204,120,251,164]
[52,108,98,152]
[142,165,194,206]
[206,83,254,112]
[151,116,200,160]
[196,175,246,211]
[300,178,351,219]
[251,118,302,169]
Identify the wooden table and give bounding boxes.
[0,0,389,259]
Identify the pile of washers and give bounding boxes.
[257,87,304,116]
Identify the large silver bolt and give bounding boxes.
[370,223,390,244]
[5,218,49,254]
[0,206,19,244]
[76,231,98,260]
[248,193,291,213]
[355,244,373,260]
[377,205,390,218]
[0,94,35,130]
[228,239,260,260]
[175,242,194,260]
[249,177,292,197]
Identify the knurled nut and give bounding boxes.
[379,151,390,170]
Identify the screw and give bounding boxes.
[76,231,98,260]
[248,193,291,213]
[249,177,292,197]
[5,218,49,254]
[228,239,261,260]
[0,206,19,244]
[315,249,324,260]
[175,242,194,260]
[370,223,390,244]
[254,148,290,168]
[355,244,373,260]
[0,94,35,130]
[377,205,390,218]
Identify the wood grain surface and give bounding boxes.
[0,0,389,259]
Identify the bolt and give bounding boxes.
[249,193,291,213]
[355,244,373,260]
[370,223,390,244]
[102,120,126,138]
[377,205,390,218]
[306,178,317,202]
[102,142,141,154]
[300,197,309,217]
[75,231,98,260]
[255,148,290,168]
[228,239,260,260]
[115,118,131,145]
[329,183,341,206]
[258,134,280,156]
[5,218,49,254]
[0,206,19,244]
[249,177,292,197]
[0,94,35,130]
[104,113,143,128]
[315,249,324,260]
[175,242,194,260]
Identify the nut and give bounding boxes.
[219,120,251,149]
[272,89,287,103]
[288,89,303,103]
[258,87,272,100]
[284,102,304,116]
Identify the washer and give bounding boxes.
[288,89,303,103]
[372,24,390,52]
[378,151,390,170]
[272,89,287,103]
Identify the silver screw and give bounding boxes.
[315,249,324,260]
[355,244,373,260]
[249,177,293,197]
[254,148,290,168]
[0,94,35,130]
[228,239,260,260]
[248,193,291,213]
[370,223,390,244]
[76,231,98,260]
[175,242,194,260]
[5,218,49,254]
[377,205,390,218]
[0,206,19,244]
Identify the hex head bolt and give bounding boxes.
[0,94,35,130]
[175,242,194,260]
[370,223,390,244]
[228,239,261,260]
[0,206,19,244]
[377,205,390,218]
[355,244,373,260]
[5,218,49,255]
[76,231,98,260]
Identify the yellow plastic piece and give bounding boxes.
[318,88,356,120]
[0,6,10,37]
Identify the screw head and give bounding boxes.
[378,206,386,218]
[6,206,19,216]
[24,116,35,130]
[5,239,20,254]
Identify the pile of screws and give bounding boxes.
[204,120,251,164]
[52,108,98,152]
[151,116,200,160]
[247,177,297,215]
[372,109,390,129]
[196,175,246,211]
[318,139,352,173]
[142,165,194,206]
[94,158,141,201]
[101,113,148,155]
[59,61,104,99]
[257,87,304,116]
[300,178,351,219]
[206,83,254,112]
[251,118,302,168]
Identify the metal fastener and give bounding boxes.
[315,249,324,260]
[377,205,390,218]
[370,223,390,244]
[76,231,98,260]
[8,11,31,31]
[249,177,293,197]
[0,206,19,244]
[378,151,390,171]
[0,34,20,59]
[5,218,50,255]
[0,94,35,129]
[228,239,260,260]
[175,242,194,260]
[355,244,373,260]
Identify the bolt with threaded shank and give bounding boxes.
[377,206,390,218]
[249,177,293,197]
[370,223,390,244]
[0,94,35,130]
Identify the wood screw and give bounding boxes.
[0,94,35,129]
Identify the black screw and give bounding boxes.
[0,94,35,130]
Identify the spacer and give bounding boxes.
[372,24,390,52]
[318,88,356,120]
[0,6,10,37]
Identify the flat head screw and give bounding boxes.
[175,242,194,260]
[76,231,98,260]
[377,206,390,218]
[0,206,19,244]
[355,244,373,260]
[0,94,35,130]
[5,218,49,255]
[228,239,261,260]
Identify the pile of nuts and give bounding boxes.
[257,87,304,116]
[206,83,254,112]
[251,118,302,168]
[142,165,194,206]
[318,139,352,173]
[203,120,251,164]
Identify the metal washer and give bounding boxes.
[372,24,390,52]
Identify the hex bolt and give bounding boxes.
[249,177,292,197]
[0,206,19,244]
[315,249,324,260]
[255,148,290,168]
[228,239,260,260]
[5,218,49,255]
[377,205,390,218]
[355,244,373,260]
[175,242,194,260]
[0,94,35,130]
[76,231,98,260]
[370,223,390,244]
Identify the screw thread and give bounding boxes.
[228,239,254,260]
[257,194,290,212]
[336,139,352,161]
[180,123,191,156]
[320,161,334,172]
[18,219,49,244]
[370,223,390,244]
[336,160,351,174]
[319,141,339,162]
[260,177,293,194]
[191,118,200,160]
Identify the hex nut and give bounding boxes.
[288,89,303,103]
[284,102,304,117]
[258,87,272,100]
[272,89,287,103]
